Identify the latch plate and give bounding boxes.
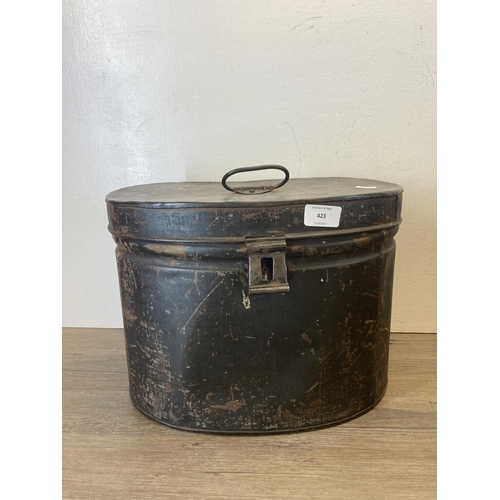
[245,235,290,295]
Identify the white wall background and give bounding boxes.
[62,0,436,332]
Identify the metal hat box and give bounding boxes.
[106,165,403,433]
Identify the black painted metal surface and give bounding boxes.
[106,172,403,433]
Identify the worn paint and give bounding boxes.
[241,290,251,310]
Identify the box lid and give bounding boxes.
[106,166,403,241]
[106,177,402,208]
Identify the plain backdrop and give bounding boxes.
[62,0,436,332]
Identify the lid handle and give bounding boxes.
[221,165,290,195]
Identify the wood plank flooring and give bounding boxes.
[63,329,436,499]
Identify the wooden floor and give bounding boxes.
[63,329,436,500]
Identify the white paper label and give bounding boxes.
[304,205,342,228]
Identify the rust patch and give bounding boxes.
[280,398,325,424]
[301,332,313,343]
[118,240,139,253]
[123,308,137,321]
[266,211,281,221]
[352,236,375,249]
[169,402,178,423]
[241,211,260,220]
[211,400,246,412]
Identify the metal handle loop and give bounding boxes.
[221,165,290,195]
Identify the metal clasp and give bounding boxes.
[245,235,290,295]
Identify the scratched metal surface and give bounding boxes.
[106,177,403,432]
